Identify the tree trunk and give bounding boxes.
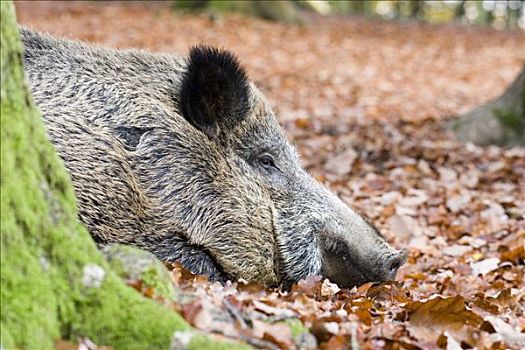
[411,0,423,19]
[173,0,304,24]
[0,2,247,349]
[452,67,525,147]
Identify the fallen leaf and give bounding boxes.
[484,316,525,348]
[252,319,295,350]
[402,295,483,345]
[321,279,341,298]
[311,321,340,342]
[446,193,471,213]
[442,244,472,257]
[320,334,351,350]
[471,257,500,276]
[444,332,462,350]
[324,147,358,176]
[253,300,296,318]
[387,215,419,242]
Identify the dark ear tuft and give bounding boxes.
[181,46,249,137]
[180,45,250,138]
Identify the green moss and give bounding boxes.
[1,3,62,348]
[450,119,461,131]
[207,0,255,14]
[494,72,525,141]
[172,0,208,11]
[142,266,174,299]
[495,108,525,132]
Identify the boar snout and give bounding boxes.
[320,237,407,288]
[315,194,408,288]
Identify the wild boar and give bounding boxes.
[21,28,407,287]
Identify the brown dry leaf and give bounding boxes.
[442,244,472,257]
[181,300,211,329]
[490,289,519,311]
[320,334,351,350]
[324,147,358,176]
[387,215,418,242]
[398,191,429,208]
[236,280,266,294]
[252,300,296,318]
[366,282,410,303]
[54,340,80,350]
[403,295,483,345]
[170,262,202,286]
[310,321,340,342]
[292,275,323,298]
[182,299,241,338]
[321,279,341,298]
[251,319,295,350]
[499,233,525,264]
[346,297,374,325]
[356,282,375,296]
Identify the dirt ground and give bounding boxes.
[15,1,525,349]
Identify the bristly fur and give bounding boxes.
[21,27,406,288]
[180,46,250,138]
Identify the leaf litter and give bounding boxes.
[16,2,525,349]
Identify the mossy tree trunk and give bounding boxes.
[0,2,249,350]
[453,67,525,147]
[0,2,188,348]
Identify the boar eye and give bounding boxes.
[258,154,276,169]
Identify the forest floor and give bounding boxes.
[16,2,525,349]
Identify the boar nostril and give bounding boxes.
[389,260,401,273]
[386,251,407,280]
[387,261,400,280]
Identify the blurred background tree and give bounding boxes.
[173,0,524,29]
[453,66,524,146]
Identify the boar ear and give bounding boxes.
[180,45,250,138]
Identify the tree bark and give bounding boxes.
[452,67,525,147]
[0,2,248,349]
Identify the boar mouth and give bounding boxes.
[319,236,396,288]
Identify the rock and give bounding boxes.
[82,264,106,288]
[102,244,176,301]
